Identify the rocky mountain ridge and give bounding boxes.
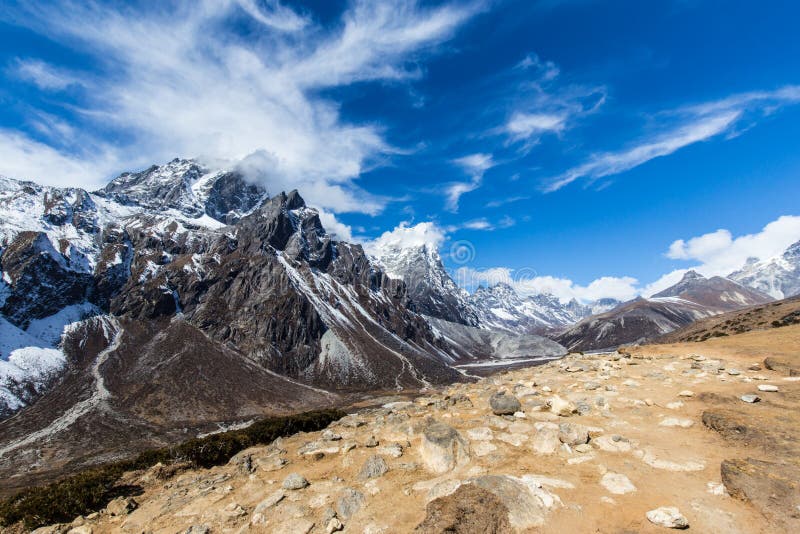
[556,271,774,352]
[0,161,567,491]
[368,242,479,327]
[468,283,619,335]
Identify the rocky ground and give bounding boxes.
[29,325,800,533]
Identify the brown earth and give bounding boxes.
[655,295,800,344]
[16,325,800,533]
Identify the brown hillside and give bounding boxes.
[655,295,800,344]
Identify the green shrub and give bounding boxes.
[0,409,345,529]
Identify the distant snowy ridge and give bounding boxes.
[367,237,621,335]
[728,240,800,299]
[469,282,619,334]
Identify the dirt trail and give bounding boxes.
[0,317,121,459]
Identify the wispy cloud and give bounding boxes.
[505,112,567,142]
[445,153,495,211]
[12,59,82,91]
[486,195,529,208]
[234,0,311,32]
[501,53,606,150]
[545,86,800,192]
[0,0,483,209]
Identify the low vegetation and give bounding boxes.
[0,409,345,529]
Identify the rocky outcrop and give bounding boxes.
[415,484,511,533]
[0,232,94,327]
[97,159,266,222]
[368,242,479,326]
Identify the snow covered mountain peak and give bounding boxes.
[728,238,800,299]
[469,282,603,334]
[369,240,478,326]
[97,158,267,224]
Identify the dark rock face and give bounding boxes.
[701,378,800,532]
[204,171,265,224]
[0,232,93,327]
[102,190,458,388]
[720,458,800,531]
[0,174,471,490]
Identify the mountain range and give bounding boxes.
[555,270,774,352]
[0,160,565,488]
[1,158,799,489]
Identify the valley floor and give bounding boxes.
[27,325,800,533]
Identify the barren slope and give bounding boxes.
[656,295,800,343]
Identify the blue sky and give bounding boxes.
[2,0,800,301]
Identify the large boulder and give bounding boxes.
[335,488,365,520]
[414,483,511,533]
[420,420,470,473]
[531,423,560,454]
[489,392,521,415]
[469,475,562,530]
[358,454,389,480]
[646,507,689,529]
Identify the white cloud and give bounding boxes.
[0,129,121,189]
[317,208,354,242]
[234,0,310,32]
[486,195,528,208]
[456,215,800,301]
[453,266,513,290]
[501,53,606,149]
[514,275,639,303]
[364,221,446,254]
[666,229,732,261]
[662,215,800,276]
[446,153,495,211]
[461,218,493,230]
[505,112,567,141]
[515,53,559,80]
[455,266,639,303]
[641,214,800,296]
[0,0,483,212]
[13,59,81,90]
[546,86,800,192]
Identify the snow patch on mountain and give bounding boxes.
[0,304,98,415]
